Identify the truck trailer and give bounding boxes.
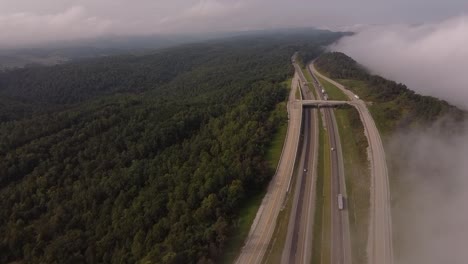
[337,194,344,210]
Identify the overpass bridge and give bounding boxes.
[300,100,356,107]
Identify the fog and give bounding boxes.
[331,15,468,263]
[389,119,468,264]
[332,15,468,109]
[0,6,112,48]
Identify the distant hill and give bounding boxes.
[0,28,341,70]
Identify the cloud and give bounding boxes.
[332,16,468,262]
[332,16,468,109]
[157,0,248,33]
[389,118,468,264]
[185,0,244,17]
[0,6,112,48]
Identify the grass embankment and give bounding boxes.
[266,111,288,170]
[262,141,302,264]
[296,85,302,100]
[334,106,370,264]
[317,76,348,101]
[302,68,318,99]
[337,79,400,136]
[222,81,291,263]
[311,113,331,264]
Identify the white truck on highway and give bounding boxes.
[338,194,344,210]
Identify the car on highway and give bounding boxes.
[331,147,335,151]
[354,95,360,99]
[304,168,307,172]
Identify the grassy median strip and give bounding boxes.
[334,106,371,264]
[317,76,348,101]
[311,111,331,264]
[296,85,302,100]
[262,136,304,264]
[302,68,318,99]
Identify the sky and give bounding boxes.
[1,0,468,47]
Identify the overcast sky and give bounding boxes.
[1,0,468,47]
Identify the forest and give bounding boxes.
[0,31,343,263]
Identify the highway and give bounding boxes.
[308,65,352,264]
[280,62,319,264]
[236,56,392,264]
[235,60,303,264]
[310,63,394,264]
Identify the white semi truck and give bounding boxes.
[338,194,344,210]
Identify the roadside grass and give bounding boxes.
[334,106,371,264]
[336,79,368,99]
[336,78,406,137]
[317,76,348,101]
[222,189,268,263]
[311,112,331,264]
[262,137,303,264]
[302,68,318,99]
[296,85,302,100]
[266,108,288,170]
[221,81,290,263]
[283,77,293,87]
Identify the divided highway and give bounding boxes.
[236,57,392,264]
[235,65,303,264]
[281,62,319,264]
[310,63,394,264]
[308,65,352,264]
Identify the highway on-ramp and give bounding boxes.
[310,63,394,264]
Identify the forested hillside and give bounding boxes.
[0,31,343,263]
[315,52,465,133]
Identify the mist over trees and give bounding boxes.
[315,52,465,131]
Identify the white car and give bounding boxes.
[304,168,307,172]
[331,147,335,151]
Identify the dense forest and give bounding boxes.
[0,31,343,263]
[315,52,465,132]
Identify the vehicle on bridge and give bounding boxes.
[338,194,344,210]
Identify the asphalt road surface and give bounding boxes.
[281,63,319,264]
[310,63,394,264]
[308,65,352,264]
[235,66,303,264]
